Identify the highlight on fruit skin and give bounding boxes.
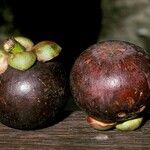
[70,40,150,131]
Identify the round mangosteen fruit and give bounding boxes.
[70,40,150,131]
[0,37,66,130]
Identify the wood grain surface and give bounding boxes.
[0,111,149,150]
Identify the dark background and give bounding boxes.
[1,0,150,73]
[5,0,102,74]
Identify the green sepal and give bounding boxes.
[116,117,143,131]
[8,51,36,71]
[4,38,26,54]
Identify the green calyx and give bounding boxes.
[1,36,62,73]
[15,36,34,51]
[33,41,62,62]
[8,52,36,71]
[3,37,36,71]
[3,38,26,54]
[116,117,143,131]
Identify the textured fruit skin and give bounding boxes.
[70,41,150,123]
[0,62,66,130]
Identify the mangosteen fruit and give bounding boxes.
[0,37,66,130]
[70,40,150,131]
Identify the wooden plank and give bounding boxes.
[0,111,149,150]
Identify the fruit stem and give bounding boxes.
[116,117,143,131]
[3,37,26,54]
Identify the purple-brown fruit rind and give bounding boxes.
[70,40,150,124]
[0,62,66,130]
